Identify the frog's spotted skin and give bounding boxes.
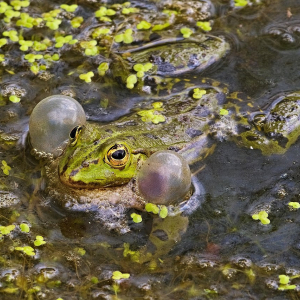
[234,92,300,155]
[111,35,230,91]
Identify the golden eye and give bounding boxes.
[69,125,83,146]
[105,144,130,169]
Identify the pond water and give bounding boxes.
[1,0,300,299]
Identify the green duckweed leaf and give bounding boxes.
[123,243,140,262]
[145,203,159,214]
[289,202,300,209]
[137,20,152,30]
[15,246,35,256]
[34,235,46,246]
[20,223,30,233]
[152,22,170,31]
[71,16,83,28]
[79,72,94,83]
[112,271,130,280]
[98,62,109,76]
[196,21,212,32]
[74,247,86,256]
[0,224,15,235]
[252,210,270,225]
[91,277,99,284]
[193,88,206,99]
[126,74,137,89]
[220,108,229,116]
[9,95,20,103]
[0,38,7,47]
[159,206,168,218]
[279,275,290,285]
[1,160,11,175]
[163,9,178,16]
[60,4,78,12]
[131,213,142,223]
[180,27,193,38]
[234,0,248,7]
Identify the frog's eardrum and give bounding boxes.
[29,95,86,155]
[137,150,191,205]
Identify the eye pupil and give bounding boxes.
[112,149,126,160]
[70,126,80,139]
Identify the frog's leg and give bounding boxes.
[137,214,189,265]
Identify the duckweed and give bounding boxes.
[0,224,15,235]
[234,0,248,7]
[74,247,86,256]
[123,243,140,262]
[122,7,139,14]
[92,27,111,38]
[278,275,297,290]
[34,235,46,246]
[10,1,30,10]
[252,211,270,225]
[15,246,35,256]
[55,35,78,48]
[97,62,109,76]
[20,223,30,233]
[95,6,116,22]
[145,203,160,214]
[3,30,19,42]
[197,21,212,32]
[162,9,178,16]
[131,213,142,223]
[0,38,7,47]
[137,20,152,30]
[46,18,62,30]
[159,206,168,218]
[19,40,33,51]
[138,102,165,124]
[220,108,229,116]
[9,95,21,103]
[16,12,43,28]
[71,16,83,28]
[1,160,11,175]
[79,71,94,83]
[180,27,193,38]
[288,202,300,209]
[0,2,11,13]
[145,203,168,218]
[152,22,170,31]
[24,53,43,62]
[80,40,98,55]
[193,88,206,99]
[126,74,137,89]
[115,28,133,44]
[112,271,130,280]
[60,4,78,13]
[133,62,153,77]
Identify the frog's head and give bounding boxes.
[58,124,147,188]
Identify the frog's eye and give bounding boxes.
[105,144,130,169]
[69,125,83,146]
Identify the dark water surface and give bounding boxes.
[1,0,300,299]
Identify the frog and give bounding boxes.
[28,84,224,264]
[108,32,230,94]
[232,91,300,155]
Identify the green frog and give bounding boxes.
[233,91,300,155]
